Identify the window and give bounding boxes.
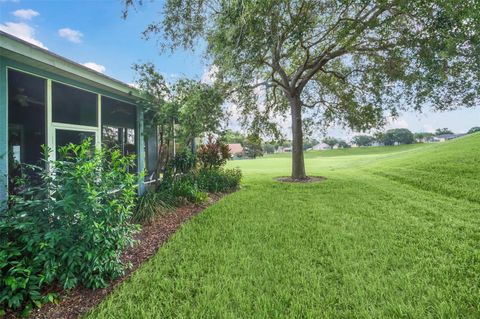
[144,126,159,180]
[55,129,96,150]
[101,96,136,156]
[8,69,46,191]
[55,129,96,159]
[52,82,97,126]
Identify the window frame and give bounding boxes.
[6,68,48,164]
[101,95,137,158]
[6,66,138,163]
[51,79,101,127]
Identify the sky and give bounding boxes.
[1,0,479,140]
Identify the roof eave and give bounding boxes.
[0,31,142,100]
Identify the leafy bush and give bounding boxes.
[0,141,139,315]
[156,171,207,206]
[133,189,174,224]
[197,168,242,193]
[170,174,207,205]
[197,134,231,169]
[168,150,197,175]
[147,138,241,207]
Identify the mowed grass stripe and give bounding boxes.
[87,134,480,319]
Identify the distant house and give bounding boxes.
[415,136,434,143]
[432,133,466,142]
[228,143,244,157]
[310,143,332,151]
[275,146,292,153]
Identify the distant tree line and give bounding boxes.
[222,125,479,157]
[468,127,480,134]
[350,126,479,147]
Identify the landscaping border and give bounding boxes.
[18,194,223,319]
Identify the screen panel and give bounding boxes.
[8,69,47,192]
[101,96,137,156]
[101,96,136,129]
[55,129,96,158]
[52,82,98,127]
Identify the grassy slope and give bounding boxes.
[88,134,480,319]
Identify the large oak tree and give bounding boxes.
[124,0,480,179]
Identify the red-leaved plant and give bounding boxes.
[197,134,231,169]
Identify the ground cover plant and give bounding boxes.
[88,134,480,318]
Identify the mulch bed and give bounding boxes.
[275,176,326,183]
[8,193,223,319]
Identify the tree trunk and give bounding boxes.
[190,137,196,154]
[290,96,306,179]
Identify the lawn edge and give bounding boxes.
[25,193,226,319]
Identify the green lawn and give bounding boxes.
[87,134,480,318]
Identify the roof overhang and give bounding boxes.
[0,31,142,101]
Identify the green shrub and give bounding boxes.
[133,189,174,224]
[168,150,197,175]
[155,171,207,206]
[197,168,242,193]
[170,175,207,204]
[0,141,139,315]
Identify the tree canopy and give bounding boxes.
[468,127,480,134]
[133,63,225,176]
[303,139,320,151]
[322,137,338,149]
[124,0,480,179]
[337,140,351,149]
[173,79,225,151]
[414,132,435,142]
[352,135,375,147]
[243,134,264,159]
[435,128,454,135]
[221,130,246,144]
[383,128,414,145]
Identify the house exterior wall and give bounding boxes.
[136,105,145,194]
[0,57,146,204]
[0,56,8,205]
[311,143,331,150]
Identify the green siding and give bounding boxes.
[137,105,145,195]
[0,58,8,207]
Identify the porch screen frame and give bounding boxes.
[5,66,141,181]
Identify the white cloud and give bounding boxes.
[0,22,48,49]
[83,62,106,73]
[13,9,39,20]
[58,28,83,43]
